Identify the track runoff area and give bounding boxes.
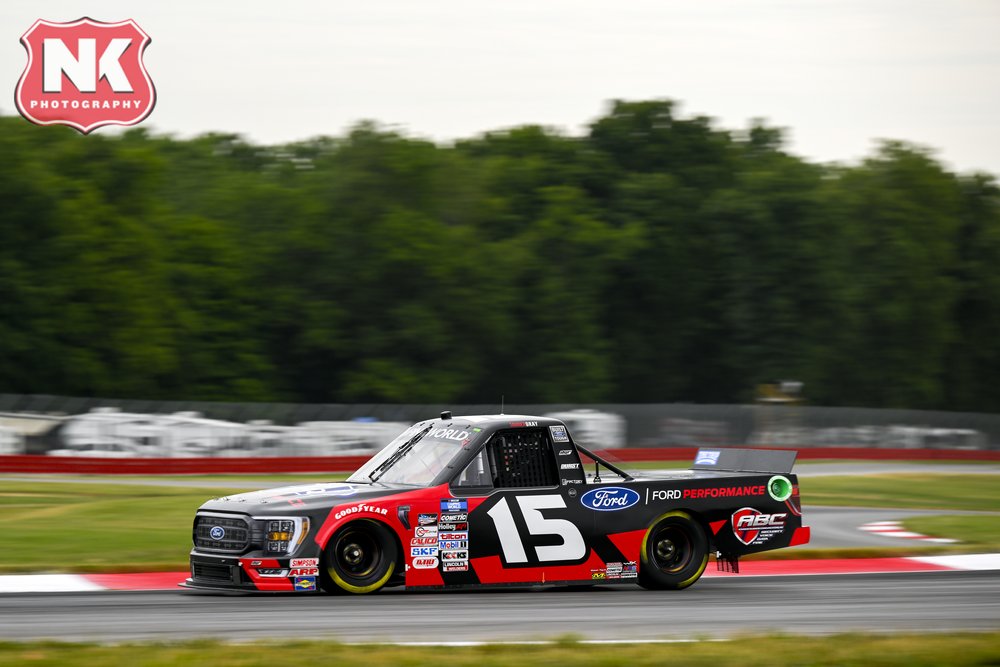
[1,553,997,594]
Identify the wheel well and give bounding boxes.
[325,519,404,570]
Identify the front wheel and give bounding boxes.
[321,520,398,594]
[638,511,708,590]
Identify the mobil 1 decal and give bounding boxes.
[474,491,589,567]
[731,507,787,546]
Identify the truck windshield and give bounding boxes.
[347,423,476,486]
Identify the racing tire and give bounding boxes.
[321,520,398,595]
[637,511,708,590]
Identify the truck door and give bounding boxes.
[449,426,597,585]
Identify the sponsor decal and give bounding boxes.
[580,487,641,511]
[561,479,583,485]
[682,486,765,499]
[333,503,388,521]
[439,540,468,550]
[509,421,538,428]
[560,463,580,470]
[15,17,156,134]
[558,449,573,456]
[281,484,357,498]
[209,526,225,540]
[438,532,468,541]
[441,550,469,560]
[411,546,439,557]
[649,489,681,502]
[732,508,787,546]
[412,556,439,569]
[289,567,319,576]
[443,563,469,572]
[429,428,470,441]
[602,560,636,579]
[415,525,438,537]
[695,449,721,466]
[411,537,438,546]
[251,560,263,566]
[418,513,438,525]
[290,558,318,567]
[440,513,468,522]
[591,570,606,580]
[437,522,467,531]
[551,426,570,443]
[441,498,468,513]
[293,576,317,591]
[287,498,305,507]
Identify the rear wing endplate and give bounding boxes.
[692,448,796,474]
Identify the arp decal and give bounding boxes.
[580,487,640,511]
[289,567,319,576]
[732,508,787,546]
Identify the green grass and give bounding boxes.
[0,634,998,666]
[0,482,244,573]
[801,473,1000,511]
[904,515,1000,549]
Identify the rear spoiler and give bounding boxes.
[692,448,796,474]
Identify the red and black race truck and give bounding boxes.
[182,413,809,594]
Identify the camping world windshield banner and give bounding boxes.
[15,17,155,134]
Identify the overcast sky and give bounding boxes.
[3,0,998,175]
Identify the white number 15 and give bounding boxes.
[486,495,586,563]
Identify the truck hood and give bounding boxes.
[197,481,402,513]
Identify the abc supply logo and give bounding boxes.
[15,17,155,134]
[731,508,787,546]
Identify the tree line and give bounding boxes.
[1,100,998,411]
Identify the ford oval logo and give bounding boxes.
[210,526,226,540]
[580,487,640,511]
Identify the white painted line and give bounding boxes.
[911,554,1000,571]
[0,574,104,593]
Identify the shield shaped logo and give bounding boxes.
[15,17,155,134]
[731,507,763,545]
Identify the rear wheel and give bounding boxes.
[638,511,708,590]
[321,520,397,594]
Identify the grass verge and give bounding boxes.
[1,633,999,666]
[800,473,1000,511]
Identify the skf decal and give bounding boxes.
[732,508,787,546]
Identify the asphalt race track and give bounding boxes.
[1,571,997,642]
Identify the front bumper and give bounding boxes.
[183,552,322,593]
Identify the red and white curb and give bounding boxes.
[859,520,958,544]
[1,554,998,594]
